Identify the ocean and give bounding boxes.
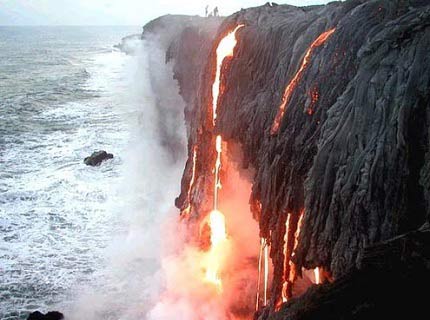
[0,26,147,319]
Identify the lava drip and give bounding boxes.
[271,28,336,135]
[281,213,291,303]
[278,210,304,305]
[203,25,244,291]
[204,135,226,290]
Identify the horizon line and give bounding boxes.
[0,24,143,27]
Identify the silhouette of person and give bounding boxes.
[214,6,219,17]
[205,5,209,17]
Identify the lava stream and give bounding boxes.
[281,213,291,302]
[256,237,270,309]
[204,135,226,290]
[212,25,244,126]
[314,267,321,284]
[271,28,336,135]
[204,25,244,291]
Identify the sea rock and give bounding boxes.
[27,311,64,320]
[84,150,113,166]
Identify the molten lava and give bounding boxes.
[279,210,305,303]
[204,25,244,291]
[256,237,270,310]
[205,209,227,289]
[281,213,291,302]
[271,28,336,135]
[314,267,321,284]
[264,239,269,306]
[204,135,226,290]
[212,25,244,126]
[213,135,222,208]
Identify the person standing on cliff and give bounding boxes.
[205,5,209,17]
[214,6,219,16]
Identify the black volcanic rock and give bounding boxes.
[142,0,430,317]
[84,150,113,166]
[265,224,430,320]
[27,311,64,320]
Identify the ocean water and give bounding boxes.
[0,26,143,319]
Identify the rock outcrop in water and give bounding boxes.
[84,150,113,166]
[27,311,64,320]
[144,0,430,317]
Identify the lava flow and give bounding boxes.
[280,210,304,302]
[204,135,227,290]
[212,25,244,126]
[256,237,270,310]
[271,28,336,135]
[203,25,244,291]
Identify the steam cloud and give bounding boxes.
[67,27,259,320]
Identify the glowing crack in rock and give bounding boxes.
[271,28,336,135]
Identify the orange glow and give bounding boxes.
[204,209,227,290]
[213,135,222,209]
[212,25,244,126]
[255,237,270,309]
[307,87,319,115]
[264,240,269,306]
[271,28,336,134]
[288,210,305,283]
[204,25,244,292]
[314,267,320,284]
[181,146,198,216]
[204,135,226,291]
[256,237,264,311]
[293,210,305,253]
[281,213,291,302]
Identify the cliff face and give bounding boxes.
[144,0,430,317]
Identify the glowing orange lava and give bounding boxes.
[314,267,321,284]
[204,209,227,289]
[212,25,244,126]
[264,239,269,306]
[256,237,270,309]
[271,28,336,135]
[281,213,291,302]
[204,25,244,291]
[181,146,197,216]
[204,136,227,290]
[256,237,264,311]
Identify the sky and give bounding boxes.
[0,0,335,26]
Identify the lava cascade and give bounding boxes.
[271,28,336,135]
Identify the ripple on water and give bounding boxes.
[0,26,139,319]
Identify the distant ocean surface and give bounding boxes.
[0,26,142,319]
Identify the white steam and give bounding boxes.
[67,33,188,319]
[67,26,259,320]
